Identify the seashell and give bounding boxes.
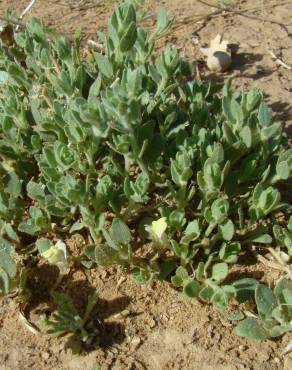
[200,34,232,72]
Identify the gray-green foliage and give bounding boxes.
[0,236,17,294]
[41,291,99,348]
[235,279,292,340]
[0,0,292,340]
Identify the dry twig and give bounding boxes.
[20,0,37,19]
[257,249,292,280]
[268,50,291,70]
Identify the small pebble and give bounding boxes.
[117,276,127,288]
[41,351,50,360]
[125,328,137,337]
[148,318,156,328]
[130,336,142,349]
[101,270,108,279]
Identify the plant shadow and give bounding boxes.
[225,270,265,285]
[24,264,130,351]
[270,100,292,137]
[231,51,264,74]
[202,51,273,84]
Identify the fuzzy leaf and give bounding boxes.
[219,219,235,241]
[233,278,258,303]
[219,242,241,263]
[110,218,131,245]
[235,317,270,341]
[183,281,201,298]
[211,263,228,282]
[255,284,277,319]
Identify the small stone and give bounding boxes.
[101,270,108,279]
[148,318,156,328]
[274,357,280,364]
[161,314,169,322]
[130,336,142,349]
[41,351,50,360]
[125,327,137,337]
[117,276,127,288]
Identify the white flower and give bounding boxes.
[42,240,67,266]
[145,217,169,247]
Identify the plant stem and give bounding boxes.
[128,129,150,178]
[123,199,139,222]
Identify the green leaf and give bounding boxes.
[219,242,241,263]
[120,22,137,52]
[0,70,9,84]
[245,89,261,112]
[94,54,113,78]
[239,126,252,148]
[169,210,185,231]
[171,275,183,287]
[69,222,85,233]
[36,238,51,254]
[89,74,102,98]
[258,102,272,127]
[219,219,235,241]
[7,63,30,90]
[18,221,40,236]
[132,267,152,284]
[199,286,214,301]
[211,263,228,281]
[288,216,292,232]
[269,324,292,338]
[27,181,45,201]
[26,17,46,42]
[183,281,201,298]
[4,224,20,243]
[157,260,176,280]
[5,172,22,197]
[250,234,272,244]
[0,267,11,295]
[211,198,229,224]
[48,291,83,336]
[0,239,16,278]
[211,285,236,312]
[181,219,200,245]
[274,278,292,305]
[95,244,119,266]
[102,228,119,250]
[222,97,244,125]
[175,266,189,280]
[235,317,270,341]
[255,284,277,319]
[156,8,172,33]
[233,278,258,303]
[110,218,131,245]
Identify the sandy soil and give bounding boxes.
[0,1,292,369]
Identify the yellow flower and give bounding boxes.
[145,217,169,248]
[151,218,167,238]
[42,240,67,265]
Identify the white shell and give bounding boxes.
[206,51,231,72]
[200,34,232,72]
